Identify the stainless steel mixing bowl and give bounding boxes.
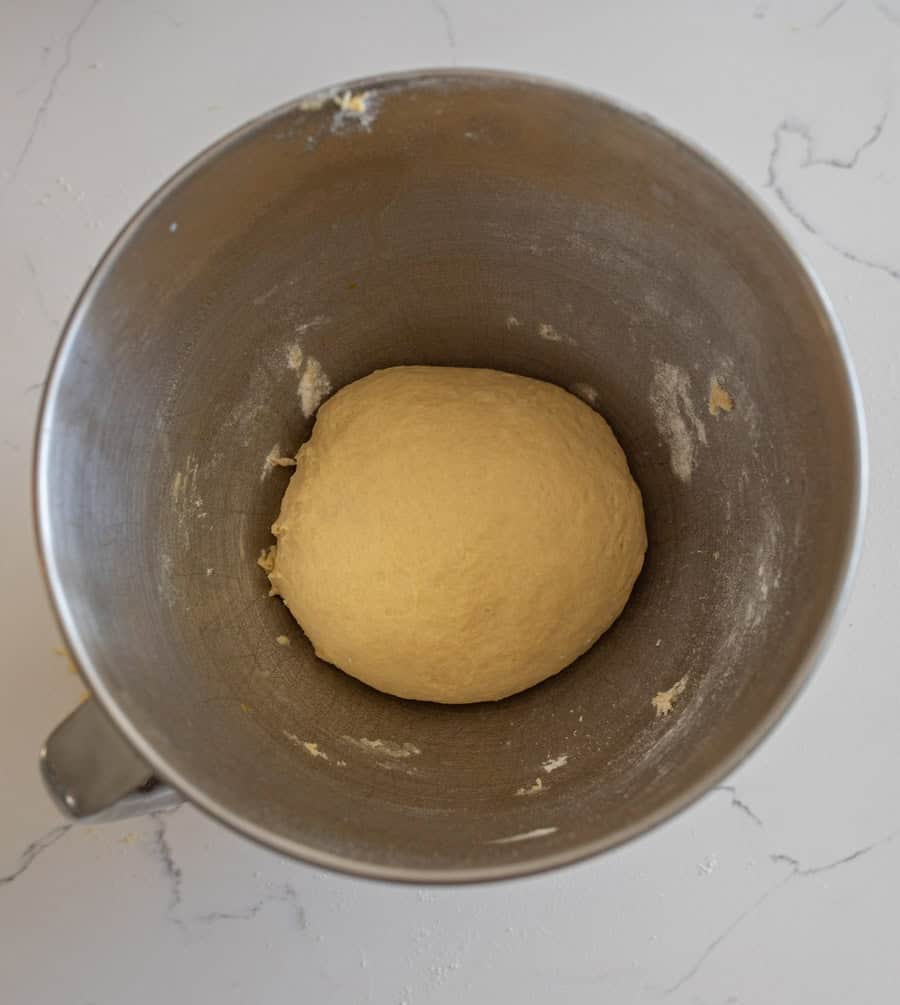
[35,70,866,882]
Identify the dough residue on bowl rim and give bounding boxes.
[651,673,690,718]
[283,732,329,760]
[515,776,545,796]
[261,442,298,480]
[708,376,735,416]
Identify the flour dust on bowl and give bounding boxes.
[35,70,866,882]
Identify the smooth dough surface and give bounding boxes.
[268,366,646,703]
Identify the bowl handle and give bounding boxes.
[40,698,182,821]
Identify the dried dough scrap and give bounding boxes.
[267,366,646,703]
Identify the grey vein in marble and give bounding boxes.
[816,0,849,27]
[429,0,458,63]
[874,0,900,27]
[0,823,71,887]
[665,873,794,995]
[8,0,101,184]
[23,252,55,328]
[194,883,306,929]
[770,826,900,877]
[667,825,900,993]
[148,808,184,920]
[775,105,889,172]
[714,785,764,827]
[765,110,900,282]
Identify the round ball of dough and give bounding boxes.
[268,366,646,703]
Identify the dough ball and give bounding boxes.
[267,366,646,703]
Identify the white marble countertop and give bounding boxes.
[2,1,898,1001]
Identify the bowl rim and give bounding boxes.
[33,67,869,885]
